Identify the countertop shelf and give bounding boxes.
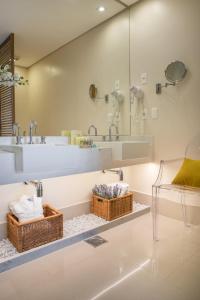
[0,136,153,185]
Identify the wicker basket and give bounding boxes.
[7,204,63,253]
[91,192,133,221]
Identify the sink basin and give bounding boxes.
[0,144,55,150]
[0,144,112,174]
[0,144,75,172]
[95,139,153,162]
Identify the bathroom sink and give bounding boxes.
[95,138,153,162]
[0,144,112,174]
[0,144,71,172]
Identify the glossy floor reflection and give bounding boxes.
[0,213,200,300]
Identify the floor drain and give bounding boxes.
[85,236,108,248]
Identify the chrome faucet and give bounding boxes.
[88,124,98,136]
[13,123,23,144]
[29,120,37,144]
[40,136,46,144]
[24,180,43,197]
[103,169,124,181]
[109,124,119,141]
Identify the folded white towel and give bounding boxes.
[9,195,44,222]
[107,182,129,197]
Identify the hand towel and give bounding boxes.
[9,195,44,222]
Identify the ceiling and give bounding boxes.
[121,0,139,5]
[0,0,139,68]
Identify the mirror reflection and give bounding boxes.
[0,7,131,138]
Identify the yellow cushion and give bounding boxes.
[172,158,200,188]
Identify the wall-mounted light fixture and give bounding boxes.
[97,6,106,12]
[89,84,109,103]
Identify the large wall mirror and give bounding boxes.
[1,6,131,137]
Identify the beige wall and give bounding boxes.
[130,0,200,160]
[128,0,200,199]
[6,0,200,226]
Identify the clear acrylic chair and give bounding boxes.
[152,133,200,241]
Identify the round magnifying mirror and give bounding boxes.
[165,61,187,84]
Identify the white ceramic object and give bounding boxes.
[0,144,112,184]
[95,138,153,162]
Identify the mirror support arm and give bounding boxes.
[156,82,176,94]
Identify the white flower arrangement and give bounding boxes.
[0,64,28,87]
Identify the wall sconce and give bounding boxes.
[89,84,109,103]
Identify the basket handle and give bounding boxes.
[97,198,103,202]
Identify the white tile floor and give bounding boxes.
[0,213,200,300]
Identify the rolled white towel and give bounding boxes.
[9,195,44,222]
[107,182,129,197]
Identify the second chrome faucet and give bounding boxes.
[109,124,119,141]
[29,120,38,144]
[13,123,23,145]
[88,124,98,136]
[87,124,119,141]
[13,120,45,145]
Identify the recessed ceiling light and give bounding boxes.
[97,6,105,12]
